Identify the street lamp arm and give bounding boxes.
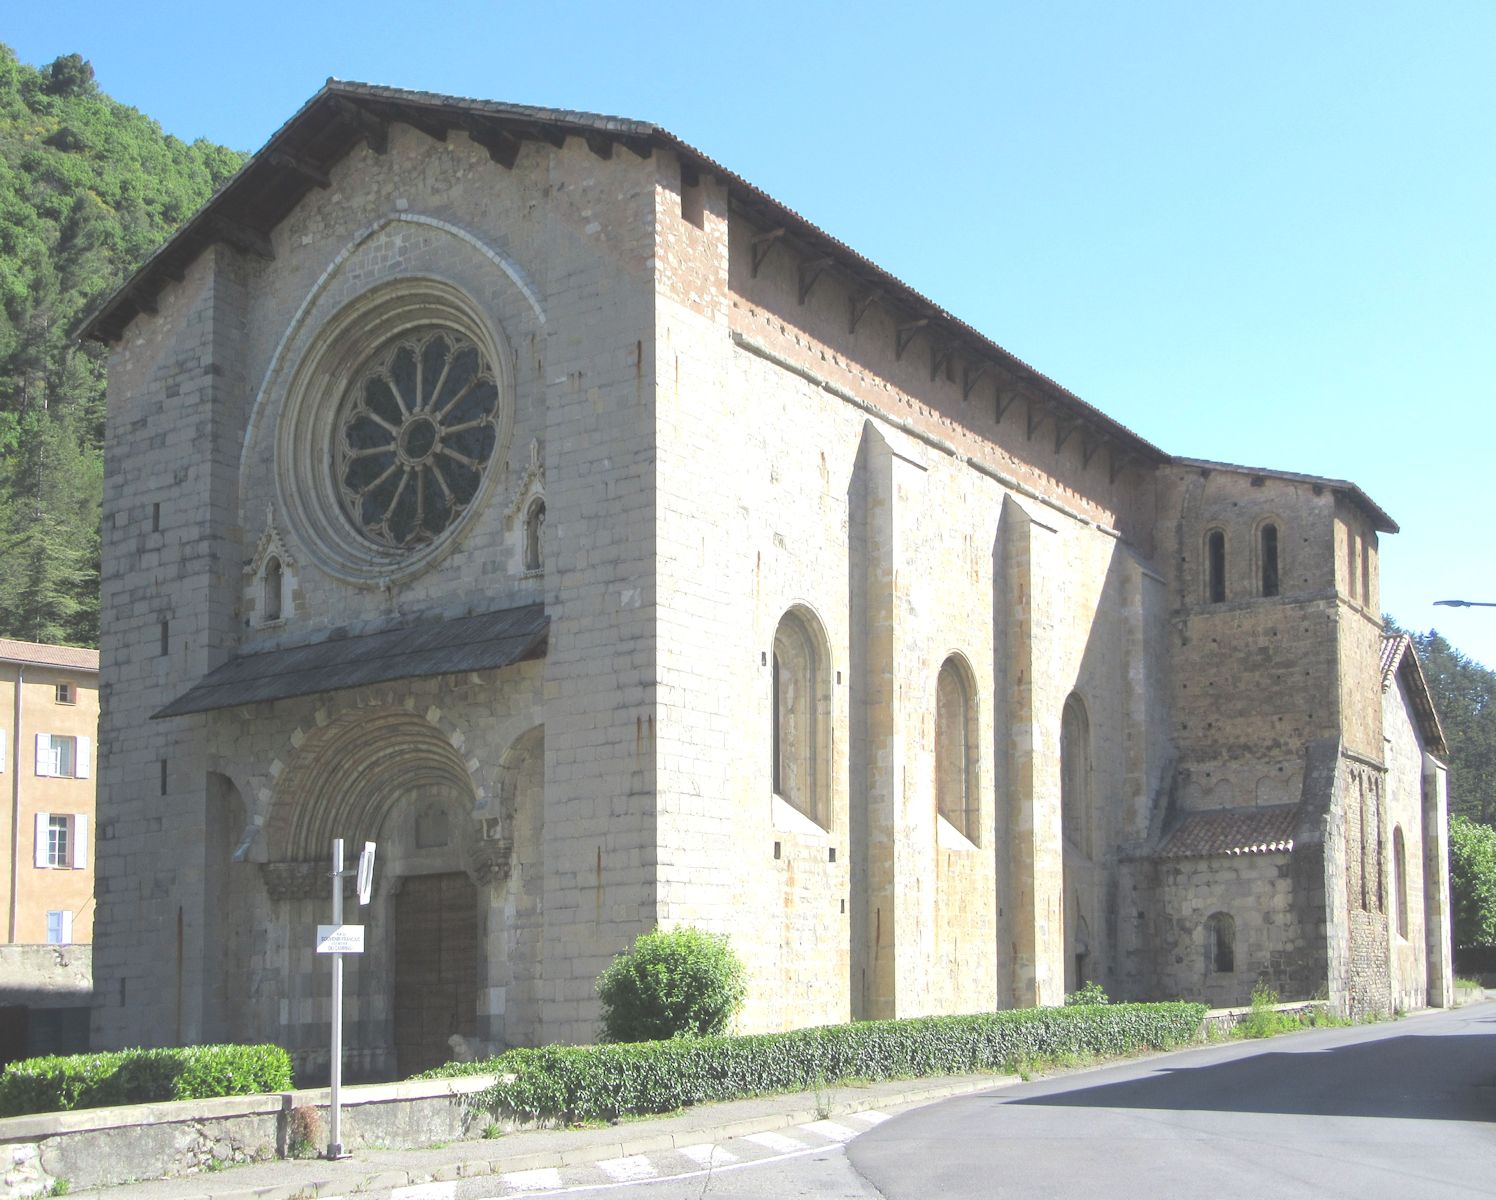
[1433,600,1496,608]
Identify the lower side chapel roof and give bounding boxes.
[154,604,547,718]
[1157,804,1299,860]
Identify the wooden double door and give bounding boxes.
[393,872,477,1076]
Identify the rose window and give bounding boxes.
[334,328,500,549]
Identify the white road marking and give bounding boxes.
[594,1155,657,1182]
[744,1130,809,1153]
[679,1142,740,1166]
[847,1109,891,1125]
[502,1166,565,1192]
[392,1186,457,1200]
[801,1119,860,1142]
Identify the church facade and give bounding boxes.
[82,84,1452,1080]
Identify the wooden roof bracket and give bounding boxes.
[930,340,954,382]
[798,256,833,305]
[1082,432,1105,468]
[962,362,990,403]
[895,318,928,361]
[329,97,388,155]
[268,150,332,189]
[391,107,450,144]
[585,133,614,160]
[849,289,881,334]
[995,389,1018,424]
[462,117,521,168]
[207,215,274,261]
[1054,414,1078,455]
[1026,398,1048,441]
[129,285,159,316]
[751,227,786,277]
[1109,448,1132,484]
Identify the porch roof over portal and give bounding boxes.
[153,603,547,718]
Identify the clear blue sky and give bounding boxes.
[10,1,1496,667]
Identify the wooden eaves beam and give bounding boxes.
[962,362,990,403]
[462,117,522,168]
[895,317,928,361]
[751,227,786,277]
[268,150,332,189]
[389,106,450,144]
[849,289,881,334]
[329,97,388,155]
[798,256,833,304]
[207,214,274,260]
[930,340,954,382]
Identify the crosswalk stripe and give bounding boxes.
[595,1155,658,1182]
[800,1119,860,1142]
[500,1166,564,1192]
[679,1142,741,1167]
[744,1130,809,1153]
[847,1109,890,1125]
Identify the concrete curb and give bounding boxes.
[73,1074,1017,1200]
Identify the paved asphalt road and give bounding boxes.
[851,1001,1496,1200]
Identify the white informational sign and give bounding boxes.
[316,924,365,954]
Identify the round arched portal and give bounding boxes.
[265,708,491,1079]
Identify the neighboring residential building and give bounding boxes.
[80,83,1452,1081]
[0,639,97,1065]
[0,639,97,946]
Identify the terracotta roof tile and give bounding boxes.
[0,639,99,671]
[1158,805,1298,859]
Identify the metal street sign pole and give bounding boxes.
[320,839,374,1161]
[328,838,346,1160]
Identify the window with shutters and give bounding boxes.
[34,812,87,870]
[46,910,73,945]
[35,733,89,779]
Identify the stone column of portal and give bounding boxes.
[858,425,928,1018]
[1002,495,1065,1008]
[1421,755,1454,1007]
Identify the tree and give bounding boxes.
[1385,619,1496,827]
[0,42,244,647]
[1449,815,1496,949]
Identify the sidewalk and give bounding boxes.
[72,1072,1013,1200]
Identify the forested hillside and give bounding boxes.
[0,45,243,647]
[1402,629,1496,828]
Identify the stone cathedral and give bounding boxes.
[81,83,1453,1080]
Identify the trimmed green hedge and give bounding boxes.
[0,1044,293,1117]
[432,1002,1205,1123]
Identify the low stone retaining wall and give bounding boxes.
[0,1074,494,1198]
[1200,1000,1327,1037]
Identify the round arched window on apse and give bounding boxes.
[334,328,500,549]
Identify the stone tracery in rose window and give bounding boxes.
[334,328,500,549]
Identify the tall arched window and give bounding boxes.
[935,656,978,843]
[1393,825,1407,938]
[1204,912,1235,973]
[524,498,545,572]
[772,608,830,829]
[1206,530,1226,603]
[1061,692,1092,857]
[262,556,283,623]
[1259,522,1280,597]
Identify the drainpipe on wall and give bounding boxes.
[8,665,22,943]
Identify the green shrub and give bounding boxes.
[0,1044,292,1118]
[1063,981,1110,1006]
[433,1002,1205,1123]
[595,927,747,1042]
